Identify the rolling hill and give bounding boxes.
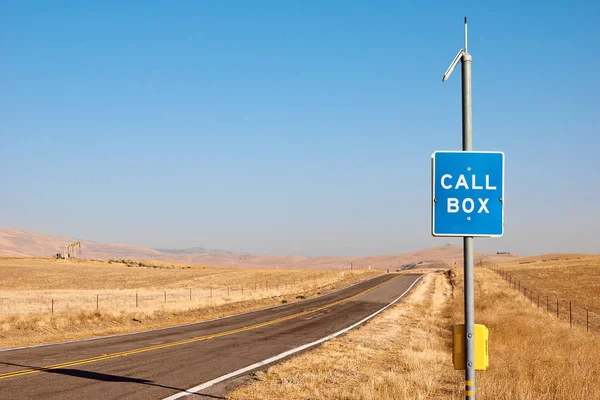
[0,228,518,270]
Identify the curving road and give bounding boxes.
[0,273,423,400]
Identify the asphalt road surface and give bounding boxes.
[0,273,423,400]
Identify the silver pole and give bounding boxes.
[461,16,475,400]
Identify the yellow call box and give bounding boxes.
[452,324,489,371]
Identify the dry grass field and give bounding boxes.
[231,257,600,400]
[453,265,600,399]
[492,254,600,328]
[0,257,380,348]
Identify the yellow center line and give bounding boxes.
[0,275,400,381]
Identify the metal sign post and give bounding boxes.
[461,19,476,400]
[434,18,505,399]
[435,17,499,400]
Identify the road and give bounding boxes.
[0,273,423,400]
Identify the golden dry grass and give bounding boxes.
[0,257,380,348]
[0,257,355,290]
[230,272,461,400]
[493,254,600,331]
[0,258,368,314]
[451,265,600,399]
[495,254,600,309]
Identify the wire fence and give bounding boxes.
[0,273,352,316]
[489,264,599,334]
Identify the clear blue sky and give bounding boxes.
[1,1,598,256]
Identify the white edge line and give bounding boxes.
[161,274,425,400]
[0,273,391,353]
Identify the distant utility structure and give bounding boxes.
[56,240,81,259]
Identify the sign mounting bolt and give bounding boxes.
[467,216,471,221]
[467,167,471,171]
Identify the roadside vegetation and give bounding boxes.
[0,257,380,348]
[231,256,600,400]
[230,272,460,400]
[453,263,600,399]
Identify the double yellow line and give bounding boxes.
[0,275,398,381]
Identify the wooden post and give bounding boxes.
[546,295,549,312]
[587,309,589,332]
[52,297,54,314]
[136,292,138,308]
[557,299,559,318]
[227,286,230,297]
[189,288,192,301]
[537,294,540,309]
[569,301,572,328]
[96,294,99,312]
[210,287,212,298]
[164,291,166,303]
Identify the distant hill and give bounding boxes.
[0,228,519,270]
[0,228,163,259]
[154,247,237,256]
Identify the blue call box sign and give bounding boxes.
[431,151,505,237]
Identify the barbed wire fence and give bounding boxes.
[488,263,598,334]
[0,270,363,316]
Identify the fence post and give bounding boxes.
[96,294,99,312]
[210,287,212,298]
[546,295,549,312]
[557,299,559,318]
[537,294,540,309]
[242,285,244,295]
[190,288,192,301]
[136,292,138,308]
[587,309,589,332]
[227,286,230,297]
[52,297,54,314]
[569,301,572,328]
[164,291,166,303]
